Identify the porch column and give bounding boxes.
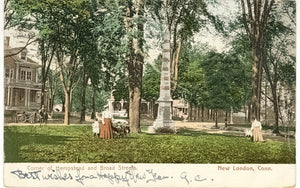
[36,69,39,83]
[25,89,28,107]
[28,90,31,107]
[16,64,19,80]
[10,88,13,106]
[7,87,11,106]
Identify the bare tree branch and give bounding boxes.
[241,0,251,37]
[4,35,37,58]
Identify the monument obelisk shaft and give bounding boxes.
[152,28,175,130]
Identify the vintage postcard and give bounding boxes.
[2,0,297,187]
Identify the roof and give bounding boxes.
[4,47,27,56]
[4,47,40,67]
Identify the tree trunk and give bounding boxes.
[57,49,79,125]
[64,91,70,125]
[215,110,218,128]
[197,107,201,121]
[230,106,233,124]
[272,88,280,134]
[39,40,56,109]
[207,109,210,120]
[80,69,88,122]
[171,40,181,94]
[41,84,46,109]
[244,105,247,122]
[265,68,280,134]
[187,104,192,120]
[91,85,95,119]
[61,98,65,112]
[201,105,204,122]
[250,45,262,120]
[225,111,228,127]
[125,0,144,133]
[247,103,251,123]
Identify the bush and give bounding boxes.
[51,113,64,119]
[155,126,176,134]
[172,116,184,121]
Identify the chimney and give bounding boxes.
[4,36,10,47]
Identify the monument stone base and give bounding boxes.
[150,100,175,132]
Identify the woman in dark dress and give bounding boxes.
[99,110,113,139]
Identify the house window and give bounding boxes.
[27,71,31,80]
[21,52,26,60]
[20,69,32,81]
[5,67,9,78]
[5,67,13,79]
[10,69,14,79]
[21,70,26,80]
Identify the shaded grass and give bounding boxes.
[229,123,296,132]
[4,125,295,163]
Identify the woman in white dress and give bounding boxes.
[251,118,264,142]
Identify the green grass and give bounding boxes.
[4,125,295,163]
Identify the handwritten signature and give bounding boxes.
[10,169,209,186]
[180,171,207,185]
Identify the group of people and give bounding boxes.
[92,110,113,139]
[92,109,264,142]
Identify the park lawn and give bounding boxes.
[4,125,295,163]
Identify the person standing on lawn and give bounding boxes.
[92,118,100,138]
[251,118,264,142]
[99,109,113,139]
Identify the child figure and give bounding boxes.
[92,118,100,138]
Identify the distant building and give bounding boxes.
[172,99,188,118]
[4,37,42,113]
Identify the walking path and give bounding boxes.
[173,121,295,143]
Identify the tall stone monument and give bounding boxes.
[152,29,175,130]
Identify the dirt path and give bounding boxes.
[173,121,295,143]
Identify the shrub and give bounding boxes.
[155,126,176,134]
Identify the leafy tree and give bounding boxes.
[196,50,251,127]
[263,1,296,133]
[142,58,161,103]
[174,45,207,121]
[86,0,127,119]
[51,0,93,125]
[113,75,129,102]
[240,0,275,120]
